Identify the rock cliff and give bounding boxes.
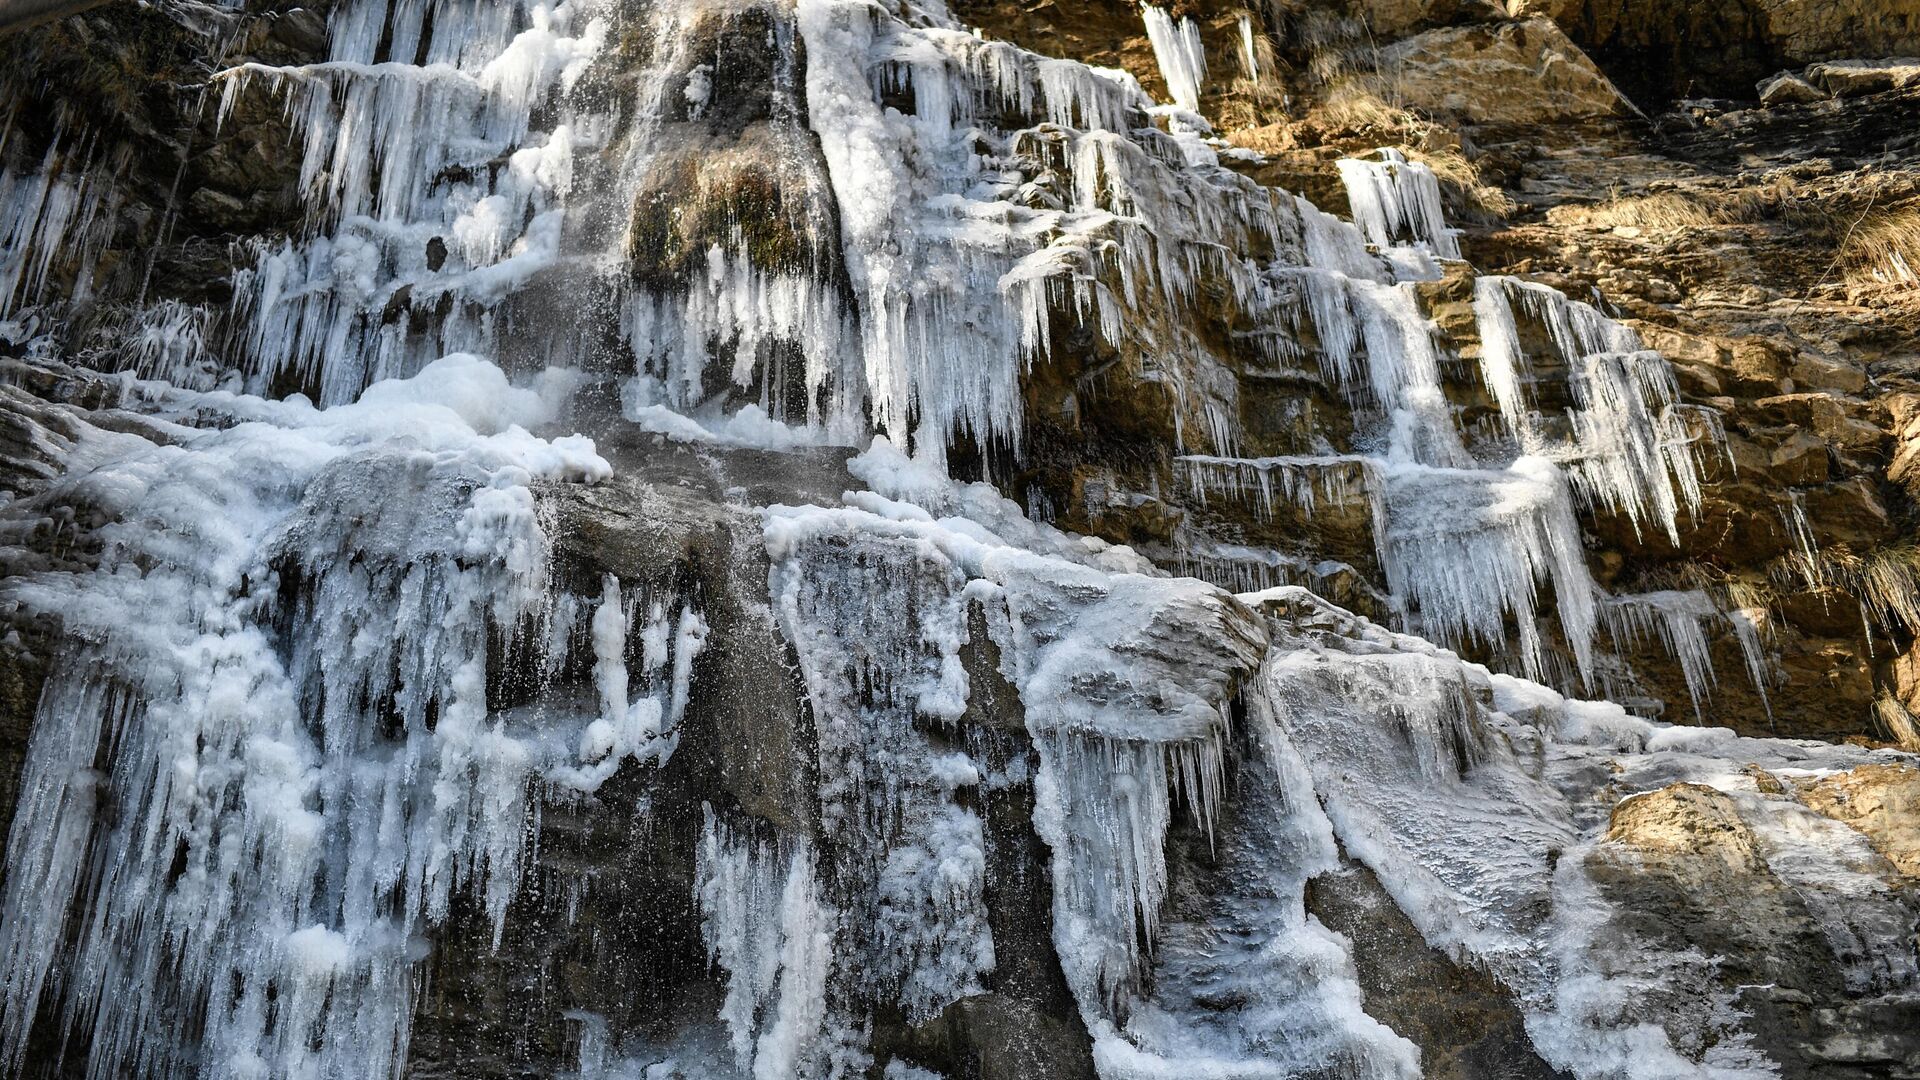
[0,0,1915,1077]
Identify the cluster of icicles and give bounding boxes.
[0,0,1879,1078]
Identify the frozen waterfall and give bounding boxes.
[0,0,1910,1078]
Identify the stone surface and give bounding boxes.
[1375,18,1632,123]
[1795,763,1920,876]
[1590,782,1920,1079]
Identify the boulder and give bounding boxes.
[1807,57,1920,97]
[1375,18,1632,124]
[1795,763,1920,876]
[1757,71,1828,104]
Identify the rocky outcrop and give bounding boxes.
[1590,781,1920,1079]
[1,0,1917,1077]
[1375,17,1633,124]
[1795,763,1920,876]
[1512,0,1920,102]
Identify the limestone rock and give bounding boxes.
[1807,57,1920,97]
[1375,18,1632,124]
[1605,783,1766,870]
[1795,763,1920,876]
[1758,71,1829,104]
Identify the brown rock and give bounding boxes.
[1777,586,1863,636]
[1753,393,1889,454]
[1807,57,1920,97]
[1802,477,1895,547]
[1758,71,1828,104]
[1767,430,1832,484]
[1795,763,1920,876]
[1375,18,1632,124]
[1789,351,1869,394]
[1606,783,1765,871]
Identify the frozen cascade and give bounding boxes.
[2,0,1907,1076]
[1140,5,1207,114]
[1381,458,1599,684]
[0,356,612,1079]
[1103,673,1424,1080]
[1471,275,1712,544]
[1236,14,1261,84]
[1247,588,1916,1080]
[1598,590,1774,720]
[1174,453,1384,526]
[0,121,124,319]
[1335,149,1460,260]
[216,0,607,404]
[696,808,836,1079]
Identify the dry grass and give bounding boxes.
[1840,204,1920,288]
[1873,695,1920,751]
[1547,178,1843,233]
[1315,74,1405,133]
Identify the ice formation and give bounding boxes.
[1140,5,1207,113]
[1336,148,1460,260]
[0,0,1906,1078]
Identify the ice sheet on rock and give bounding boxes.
[1336,148,1459,259]
[1102,673,1422,1080]
[0,355,608,1080]
[765,478,1266,1045]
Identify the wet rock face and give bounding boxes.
[1589,781,1920,1079]
[1305,862,1569,1080]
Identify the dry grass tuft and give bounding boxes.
[1840,204,1920,288]
[1548,178,1843,234]
[1873,695,1920,751]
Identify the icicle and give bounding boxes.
[1382,457,1599,684]
[0,355,610,1080]
[1600,590,1721,719]
[1237,14,1260,84]
[1140,5,1208,113]
[1471,275,1718,544]
[1336,148,1459,259]
[696,807,835,1079]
